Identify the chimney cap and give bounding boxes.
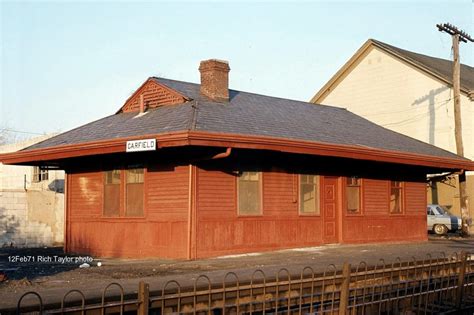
[201,58,229,64]
[199,59,230,70]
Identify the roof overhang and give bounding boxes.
[1,131,473,171]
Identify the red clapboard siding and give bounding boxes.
[343,215,426,243]
[146,165,189,221]
[364,179,389,214]
[69,172,103,218]
[343,217,366,242]
[263,171,296,215]
[67,164,428,259]
[342,179,427,244]
[67,165,189,259]
[68,221,187,258]
[405,182,427,214]
[195,167,322,258]
[197,169,236,220]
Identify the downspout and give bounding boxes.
[210,147,232,160]
[188,148,232,163]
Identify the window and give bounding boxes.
[104,170,121,217]
[346,177,361,214]
[299,174,320,215]
[390,181,403,214]
[33,166,49,182]
[103,168,145,217]
[238,171,261,215]
[125,168,144,217]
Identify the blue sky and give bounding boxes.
[1,1,473,141]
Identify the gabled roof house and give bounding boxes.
[310,38,474,219]
[1,59,473,259]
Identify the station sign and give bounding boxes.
[126,139,156,152]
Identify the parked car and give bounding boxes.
[427,204,462,235]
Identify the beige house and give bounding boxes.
[0,135,64,247]
[311,39,473,218]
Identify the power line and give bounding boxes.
[361,97,451,119]
[381,102,449,128]
[1,128,45,135]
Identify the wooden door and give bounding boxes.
[322,176,339,244]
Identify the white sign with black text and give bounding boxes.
[126,139,156,152]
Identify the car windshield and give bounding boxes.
[435,205,451,215]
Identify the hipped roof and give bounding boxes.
[1,77,473,171]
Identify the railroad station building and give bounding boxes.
[1,59,473,259]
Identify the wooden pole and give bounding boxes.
[138,281,149,315]
[339,262,351,315]
[437,23,472,235]
[452,34,469,236]
[459,172,469,235]
[452,34,463,157]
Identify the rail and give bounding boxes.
[11,251,474,315]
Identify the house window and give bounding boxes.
[390,181,403,214]
[33,166,49,183]
[346,177,361,214]
[103,167,145,217]
[125,168,144,217]
[104,170,121,217]
[238,171,261,215]
[299,174,320,214]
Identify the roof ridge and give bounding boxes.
[189,100,198,131]
[154,77,348,111]
[368,38,474,94]
[371,39,473,69]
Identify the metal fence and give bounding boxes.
[14,251,474,315]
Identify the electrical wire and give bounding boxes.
[1,128,45,135]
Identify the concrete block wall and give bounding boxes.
[0,135,65,248]
[0,189,63,247]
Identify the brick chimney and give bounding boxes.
[199,59,230,102]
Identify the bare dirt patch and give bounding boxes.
[1,236,472,309]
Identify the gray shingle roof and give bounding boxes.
[25,77,465,161]
[372,39,474,92]
[25,101,195,149]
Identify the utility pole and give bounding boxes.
[437,23,473,235]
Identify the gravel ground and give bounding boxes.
[1,233,472,310]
